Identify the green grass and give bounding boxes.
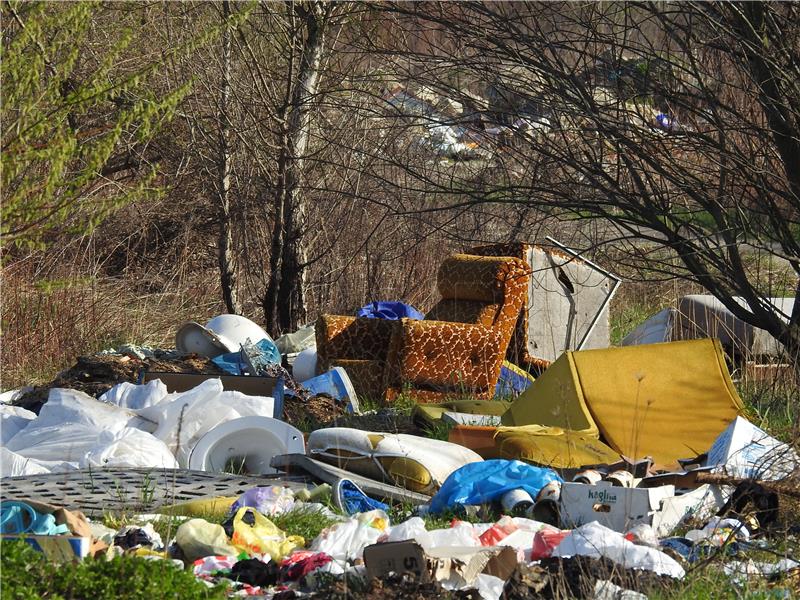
[650,559,797,599]
[0,539,228,600]
[736,378,800,443]
[271,507,339,542]
[610,298,667,345]
[420,418,453,441]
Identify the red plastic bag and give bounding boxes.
[479,516,518,546]
[531,528,569,559]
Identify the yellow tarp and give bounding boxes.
[501,339,744,468]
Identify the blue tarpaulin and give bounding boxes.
[356,301,424,321]
[429,459,562,513]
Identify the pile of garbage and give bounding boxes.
[2,309,799,598]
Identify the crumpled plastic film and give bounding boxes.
[228,507,304,562]
[429,459,561,513]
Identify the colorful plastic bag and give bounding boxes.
[229,507,303,561]
[176,518,237,562]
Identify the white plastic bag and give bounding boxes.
[0,388,31,404]
[81,427,178,469]
[6,388,152,460]
[427,521,481,548]
[1,405,36,445]
[6,423,104,463]
[275,324,316,354]
[0,447,76,477]
[554,521,685,579]
[386,516,433,548]
[100,380,168,410]
[138,380,275,467]
[32,388,146,430]
[311,510,390,563]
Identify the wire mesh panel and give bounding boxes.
[0,468,308,515]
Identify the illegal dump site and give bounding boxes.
[3,243,800,599]
[2,2,800,599]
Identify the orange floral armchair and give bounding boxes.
[315,253,530,403]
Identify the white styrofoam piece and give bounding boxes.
[705,416,800,480]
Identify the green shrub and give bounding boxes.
[0,540,227,600]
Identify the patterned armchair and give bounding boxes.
[470,242,619,375]
[315,253,530,403]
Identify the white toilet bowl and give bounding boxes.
[188,416,305,475]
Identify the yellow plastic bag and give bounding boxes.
[176,518,237,562]
[229,507,303,561]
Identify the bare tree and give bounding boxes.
[216,0,241,314]
[361,1,800,366]
[262,1,339,334]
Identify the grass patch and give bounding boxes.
[610,298,666,345]
[0,539,228,600]
[649,560,796,599]
[737,378,800,443]
[420,418,453,441]
[271,508,339,542]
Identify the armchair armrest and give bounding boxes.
[387,319,506,393]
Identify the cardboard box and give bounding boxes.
[363,541,517,586]
[2,535,90,561]
[559,481,724,536]
[364,540,430,582]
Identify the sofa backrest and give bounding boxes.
[425,254,529,331]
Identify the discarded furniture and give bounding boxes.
[470,240,620,373]
[622,294,796,364]
[316,253,530,402]
[270,454,431,505]
[306,427,483,494]
[494,426,621,469]
[502,339,745,468]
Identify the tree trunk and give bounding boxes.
[264,3,329,335]
[217,0,241,314]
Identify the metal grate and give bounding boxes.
[0,468,309,515]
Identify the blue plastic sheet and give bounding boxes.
[429,459,562,514]
[356,301,424,321]
[212,338,282,375]
[494,361,535,398]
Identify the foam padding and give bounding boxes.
[307,427,482,494]
[494,425,620,469]
[501,351,598,435]
[502,339,744,468]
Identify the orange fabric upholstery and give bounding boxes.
[315,253,530,404]
[316,315,397,366]
[470,242,558,374]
